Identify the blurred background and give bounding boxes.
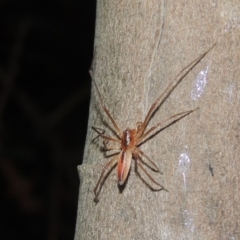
[0,0,96,239]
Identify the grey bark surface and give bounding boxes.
[75,1,240,239]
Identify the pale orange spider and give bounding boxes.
[91,45,215,202]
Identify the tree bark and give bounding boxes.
[75,1,240,239]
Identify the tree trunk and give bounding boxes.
[75,1,240,239]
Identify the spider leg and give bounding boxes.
[135,148,163,174]
[92,126,120,143]
[135,158,168,191]
[102,138,120,151]
[103,143,121,151]
[138,44,216,137]
[91,127,105,141]
[94,154,119,203]
[90,70,122,138]
[138,108,198,144]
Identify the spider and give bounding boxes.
[91,44,215,202]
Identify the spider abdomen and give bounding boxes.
[117,150,132,185]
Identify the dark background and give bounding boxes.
[0,1,96,239]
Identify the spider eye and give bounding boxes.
[124,129,129,134]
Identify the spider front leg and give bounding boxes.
[137,44,216,137]
[94,154,119,203]
[138,108,198,144]
[90,70,122,138]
